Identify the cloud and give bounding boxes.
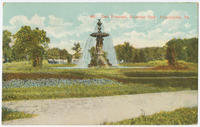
[133,10,156,29]
[136,10,155,21]
[93,12,136,32]
[113,27,197,48]
[4,14,74,39]
[3,10,197,53]
[75,13,96,34]
[4,14,46,33]
[45,26,73,39]
[3,14,78,53]
[136,10,154,17]
[10,14,45,27]
[158,10,188,32]
[45,15,74,38]
[48,15,72,26]
[45,15,74,39]
[111,11,197,48]
[70,12,136,36]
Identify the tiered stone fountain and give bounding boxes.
[88,19,112,67]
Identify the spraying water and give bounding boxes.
[103,36,118,66]
[78,19,118,68]
[78,37,95,68]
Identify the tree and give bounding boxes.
[133,47,166,62]
[47,48,60,59]
[133,49,140,63]
[59,49,72,63]
[166,40,176,66]
[165,37,198,64]
[3,30,12,62]
[72,42,81,59]
[138,49,146,62]
[185,38,198,62]
[115,42,135,63]
[13,26,50,67]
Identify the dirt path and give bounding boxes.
[3,90,197,125]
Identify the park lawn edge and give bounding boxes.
[103,107,197,125]
[2,107,37,121]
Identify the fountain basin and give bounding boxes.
[52,66,153,69]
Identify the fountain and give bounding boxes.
[88,19,112,67]
[53,19,153,69]
[78,19,118,68]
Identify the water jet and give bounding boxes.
[78,19,118,68]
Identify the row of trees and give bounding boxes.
[47,48,72,63]
[3,26,50,67]
[3,25,198,67]
[115,42,166,63]
[3,26,79,67]
[115,37,198,65]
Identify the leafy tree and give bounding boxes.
[13,26,50,67]
[72,42,81,59]
[165,37,198,63]
[115,42,135,63]
[133,49,140,63]
[3,30,12,62]
[166,39,176,66]
[134,47,166,62]
[138,49,146,62]
[59,49,72,63]
[47,48,60,59]
[185,38,198,62]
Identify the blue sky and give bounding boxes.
[3,2,198,53]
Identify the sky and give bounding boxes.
[3,2,198,53]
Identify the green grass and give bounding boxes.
[2,60,198,101]
[3,60,76,73]
[2,107,36,121]
[2,81,195,101]
[104,107,197,125]
[123,71,197,77]
[3,60,198,73]
[119,60,168,67]
[119,60,197,69]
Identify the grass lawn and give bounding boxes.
[104,107,197,125]
[3,81,195,101]
[2,60,198,124]
[2,60,198,101]
[2,107,36,121]
[119,60,168,67]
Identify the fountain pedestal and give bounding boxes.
[88,19,112,67]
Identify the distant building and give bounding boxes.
[71,53,81,64]
[71,58,79,64]
[48,59,68,64]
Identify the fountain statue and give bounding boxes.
[88,19,112,67]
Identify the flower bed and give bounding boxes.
[3,78,121,88]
